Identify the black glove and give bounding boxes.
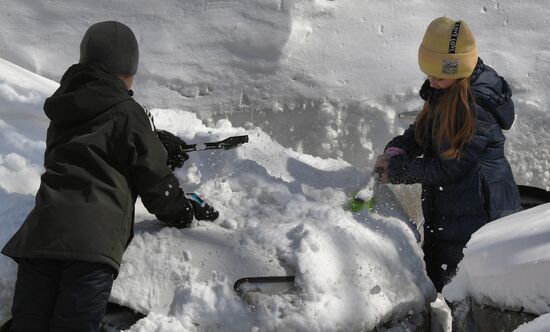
[165,215,193,229]
[185,193,219,221]
[156,129,189,170]
[156,203,194,229]
[387,154,409,185]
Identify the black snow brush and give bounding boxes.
[156,129,249,170]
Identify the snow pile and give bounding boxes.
[444,203,550,316]
[514,313,550,332]
[0,58,56,195]
[0,59,435,329]
[0,58,57,323]
[111,109,435,330]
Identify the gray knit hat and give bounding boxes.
[79,21,139,75]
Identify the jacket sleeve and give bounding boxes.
[385,124,424,159]
[388,120,490,185]
[124,103,194,226]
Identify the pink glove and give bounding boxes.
[384,147,405,157]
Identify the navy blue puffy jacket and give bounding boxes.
[386,59,521,243]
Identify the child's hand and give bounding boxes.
[156,129,190,170]
[374,154,390,184]
[185,193,219,221]
[375,148,405,184]
[379,171,390,184]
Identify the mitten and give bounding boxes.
[185,193,219,221]
[387,154,409,184]
[156,129,189,170]
[156,203,194,229]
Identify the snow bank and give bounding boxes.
[0,58,57,195]
[0,0,548,188]
[444,203,550,316]
[0,57,57,324]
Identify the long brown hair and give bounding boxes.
[415,78,476,159]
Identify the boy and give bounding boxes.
[2,21,217,331]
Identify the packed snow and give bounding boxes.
[1,0,550,330]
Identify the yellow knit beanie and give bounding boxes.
[418,17,478,79]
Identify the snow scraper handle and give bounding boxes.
[156,129,249,170]
[181,135,249,153]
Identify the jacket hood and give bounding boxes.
[419,58,515,130]
[470,58,515,130]
[44,63,131,126]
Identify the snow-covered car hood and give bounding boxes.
[445,203,550,316]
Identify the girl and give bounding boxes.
[376,17,521,292]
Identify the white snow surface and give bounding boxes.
[1,0,550,330]
[514,313,550,332]
[444,203,550,316]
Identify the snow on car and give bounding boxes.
[444,201,550,331]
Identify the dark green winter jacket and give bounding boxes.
[1,63,194,272]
